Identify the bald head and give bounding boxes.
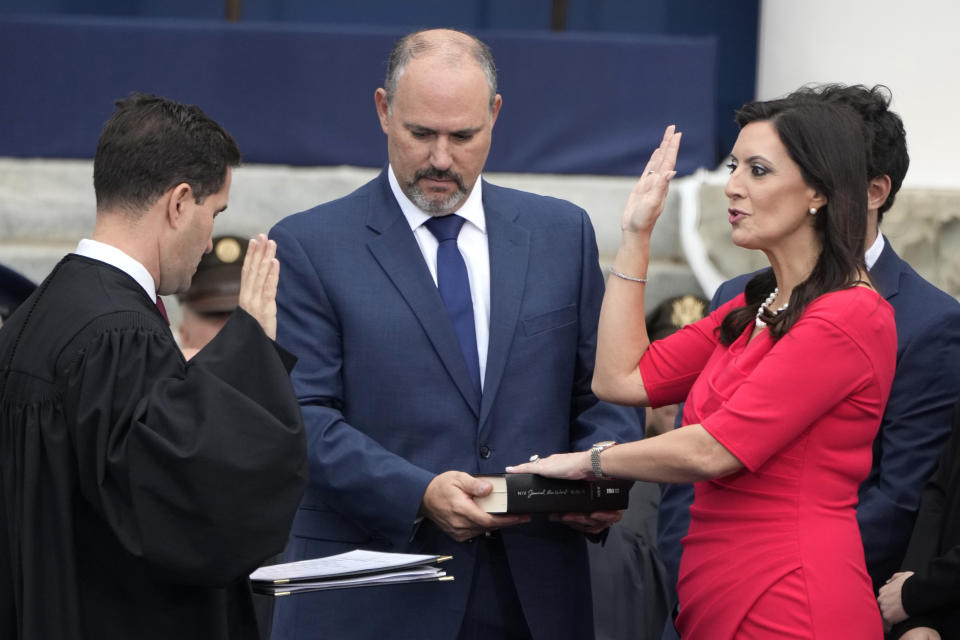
[384,29,498,113]
[374,28,502,215]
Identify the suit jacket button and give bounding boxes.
[479,445,492,459]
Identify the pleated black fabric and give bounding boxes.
[0,254,307,640]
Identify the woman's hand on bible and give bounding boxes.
[505,450,592,480]
[620,124,682,235]
[238,233,280,340]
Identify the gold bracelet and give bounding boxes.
[609,269,648,284]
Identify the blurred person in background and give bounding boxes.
[641,294,708,438]
[588,292,707,640]
[177,234,246,359]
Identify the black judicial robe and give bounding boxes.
[893,400,960,638]
[0,254,307,640]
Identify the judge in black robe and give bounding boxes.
[0,250,307,639]
[884,400,960,638]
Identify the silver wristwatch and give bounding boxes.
[590,441,616,479]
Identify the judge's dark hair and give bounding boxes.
[787,84,907,221]
[94,93,241,215]
[718,100,871,345]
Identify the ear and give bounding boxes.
[867,175,891,212]
[374,88,390,134]
[166,182,193,229]
[808,189,827,213]
[490,93,502,126]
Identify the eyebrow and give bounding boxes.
[728,153,773,163]
[403,122,483,137]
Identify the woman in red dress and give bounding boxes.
[508,99,896,639]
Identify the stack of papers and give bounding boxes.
[250,549,453,596]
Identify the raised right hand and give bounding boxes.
[238,233,280,340]
[620,125,682,234]
[420,471,530,542]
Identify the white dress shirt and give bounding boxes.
[865,231,884,271]
[387,165,491,389]
[75,238,157,302]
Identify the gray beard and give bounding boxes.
[408,183,467,214]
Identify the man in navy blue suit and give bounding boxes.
[657,84,960,638]
[269,28,643,640]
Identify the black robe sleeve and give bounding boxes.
[893,402,960,637]
[61,307,307,587]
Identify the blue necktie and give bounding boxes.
[424,215,481,394]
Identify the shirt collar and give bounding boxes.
[865,231,885,271]
[387,164,486,233]
[74,238,157,302]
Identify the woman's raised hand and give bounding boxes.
[621,125,682,234]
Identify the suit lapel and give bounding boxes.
[870,236,903,302]
[365,172,481,416]
[479,183,530,432]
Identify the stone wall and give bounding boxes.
[3,158,955,329]
[0,159,702,327]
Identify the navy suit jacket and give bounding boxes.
[269,170,643,640]
[657,238,960,613]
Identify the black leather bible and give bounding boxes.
[473,474,632,513]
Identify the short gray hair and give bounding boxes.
[383,29,498,113]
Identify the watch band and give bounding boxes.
[590,441,616,479]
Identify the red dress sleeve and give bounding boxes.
[638,295,742,408]
[700,292,894,471]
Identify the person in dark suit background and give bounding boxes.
[269,27,643,640]
[656,84,960,639]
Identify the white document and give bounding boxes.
[249,549,453,595]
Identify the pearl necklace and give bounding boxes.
[755,287,789,329]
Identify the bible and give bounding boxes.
[473,473,632,513]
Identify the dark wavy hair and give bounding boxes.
[94,93,241,216]
[788,84,907,221]
[718,100,871,345]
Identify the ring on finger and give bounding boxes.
[529,454,541,463]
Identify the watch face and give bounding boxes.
[593,440,616,448]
